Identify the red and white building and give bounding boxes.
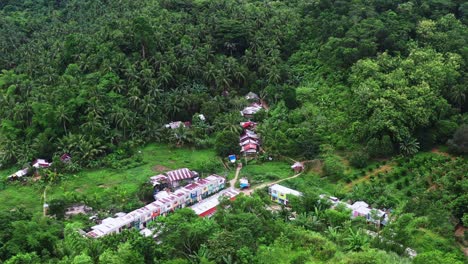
[32,159,52,168]
[86,173,228,238]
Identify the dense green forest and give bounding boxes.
[0,0,467,263]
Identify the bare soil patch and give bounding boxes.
[430,147,455,159]
[152,165,170,172]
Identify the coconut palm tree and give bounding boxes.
[55,105,72,134]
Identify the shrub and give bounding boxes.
[366,135,394,158]
[447,124,468,154]
[48,198,68,219]
[214,131,239,157]
[322,155,345,181]
[137,182,155,203]
[349,151,369,169]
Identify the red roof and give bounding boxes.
[197,179,209,185]
[243,144,257,151]
[167,168,195,182]
[242,122,252,128]
[184,182,200,191]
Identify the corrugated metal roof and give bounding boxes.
[166,168,194,182]
[269,184,302,197]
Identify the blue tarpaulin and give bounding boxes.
[228,155,236,163]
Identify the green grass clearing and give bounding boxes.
[0,144,221,213]
[239,161,294,186]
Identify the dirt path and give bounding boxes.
[260,99,269,110]
[430,147,455,159]
[230,164,242,189]
[455,225,468,257]
[241,172,303,195]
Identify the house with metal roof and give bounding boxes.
[32,159,52,168]
[268,184,302,206]
[191,188,240,217]
[291,162,304,173]
[8,168,29,180]
[165,168,199,188]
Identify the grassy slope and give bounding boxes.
[0,145,296,213]
[0,144,218,213]
[239,161,294,186]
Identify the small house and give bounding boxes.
[240,103,263,118]
[240,139,259,146]
[241,143,258,156]
[166,168,198,188]
[60,153,72,163]
[269,184,302,206]
[240,121,257,129]
[240,178,249,189]
[32,159,51,169]
[8,168,29,180]
[349,201,389,226]
[165,121,185,129]
[291,162,304,173]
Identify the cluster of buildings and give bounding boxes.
[240,92,263,119]
[239,92,264,157]
[320,195,390,226]
[267,184,389,226]
[86,172,238,238]
[164,115,206,129]
[7,159,52,180]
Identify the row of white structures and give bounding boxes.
[321,195,390,225]
[87,174,229,238]
[268,184,389,225]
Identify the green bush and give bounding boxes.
[366,135,394,158]
[322,155,345,181]
[349,151,369,169]
[214,131,239,157]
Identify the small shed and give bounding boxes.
[32,159,51,169]
[8,168,29,180]
[240,178,249,189]
[165,121,184,129]
[291,162,304,173]
[61,153,71,163]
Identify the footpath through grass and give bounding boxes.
[0,144,218,213]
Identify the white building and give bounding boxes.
[268,184,302,205]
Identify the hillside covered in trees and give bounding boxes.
[0,0,467,263]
